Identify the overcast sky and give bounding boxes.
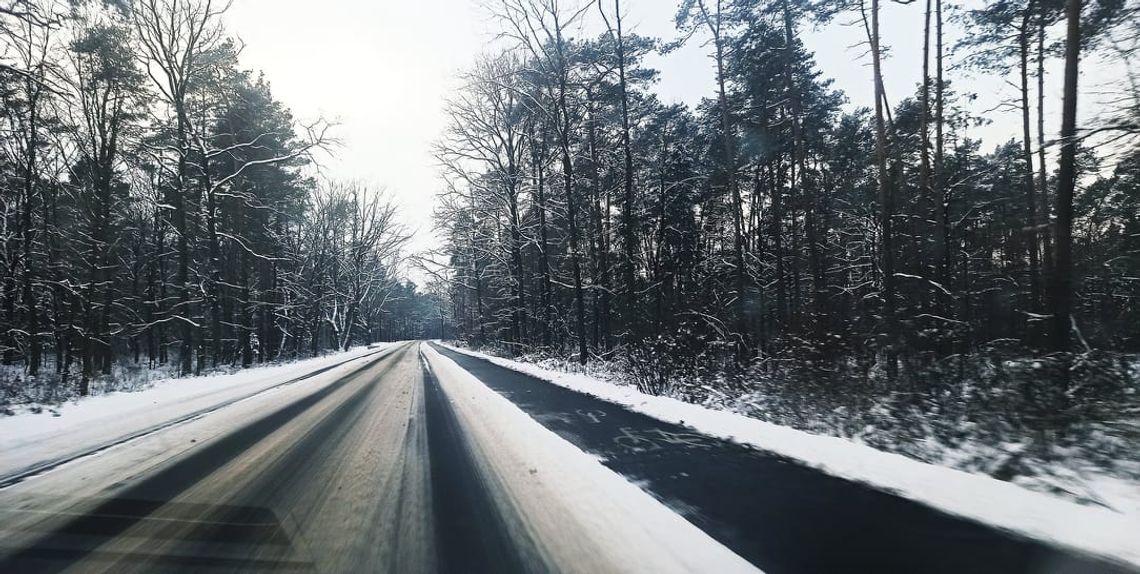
[223,0,1111,268]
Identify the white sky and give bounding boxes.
[223,0,1122,268]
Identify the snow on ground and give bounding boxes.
[421,343,760,574]
[0,343,398,479]
[436,342,1140,569]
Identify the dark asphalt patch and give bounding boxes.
[430,343,1135,574]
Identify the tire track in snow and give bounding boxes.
[0,344,405,491]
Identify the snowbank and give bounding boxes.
[437,342,1140,569]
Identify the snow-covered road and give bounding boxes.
[1,341,1135,573]
[0,343,756,573]
[0,343,397,487]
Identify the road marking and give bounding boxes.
[612,427,717,453]
[576,409,607,424]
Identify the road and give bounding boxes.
[0,342,1133,573]
[1,344,441,572]
[429,344,1137,574]
[0,343,751,573]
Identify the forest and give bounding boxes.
[0,0,441,404]
[2,0,1139,501]
[429,0,1140,493]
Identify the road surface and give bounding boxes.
[0,342,1133,573]
[0,343,750,573]
[430,343,1136,574]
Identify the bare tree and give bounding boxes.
[131,0,230,374]
[436,54,530,344]
[677,0,748,359]
[492,0,593,364]
[0,0,64,376]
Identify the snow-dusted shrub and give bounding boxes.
[620,330,737,398]
[725,347,1140,508]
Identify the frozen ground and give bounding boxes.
[438,342,1140,569]
[0,344,396,481]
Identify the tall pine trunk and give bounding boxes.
[530,125,553,348]
[1051,0,1082,353]
[1019,12,1042,328]
[555,29,589,365]
[610,0,639,341]
[869,0,897,377]
[1037,6,1054,285]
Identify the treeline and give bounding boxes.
[434,0,1139,374]
[0,0,416,397]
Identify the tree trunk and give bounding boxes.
[783,2,825,334]
[707,4,748,359]
[203,148,223,367]
[1051,0,1082,354]
[555,30,589,365]
[935,0,950,317]
[611,0,639,341]
[22,80,42,376]
[175,103,194,375]
[1019,13,1042,326]
[1037,5,1054,286]
[920,0,933,271]
[530,124,553,348]
[508,187,526,344]
[869,0,898,377]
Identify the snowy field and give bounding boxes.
[437,342,1140,569]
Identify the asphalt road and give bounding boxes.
[0,342,1133,574]
[430,343,1137,574]
[0,342,750,574]
[0,343,538,573]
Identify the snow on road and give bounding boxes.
[2,343,757,573]
[0,343,397,481]
[437,342,1140,570]
[0,345,431,571]
[421,343,761,574]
